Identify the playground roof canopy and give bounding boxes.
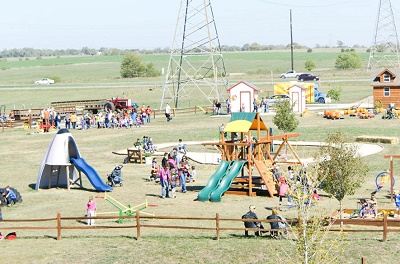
[224,112,268,133]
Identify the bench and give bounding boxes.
[126,148,145,164]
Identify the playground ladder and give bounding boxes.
[252,158,277,197]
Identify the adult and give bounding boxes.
[65,112,71,129]
[267,208,285,238]
[161,152,169,168]
[179,156,190,193]
[54,113,61,129]
[242,205,263,237]
[225,99,231,114]
[253,99,258,112]
[165,103,172,122]
[159,165,171,198]
[70,112,78,129]
[146,106,152,124]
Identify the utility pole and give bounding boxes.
[290,9,294,71]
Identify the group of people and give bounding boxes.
[358,194,378,218]
[40,105,153,130]
[242,205,286,238]
[151,140,196,199]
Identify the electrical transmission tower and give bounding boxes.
[160,0,228,110]
[368,0,400,70]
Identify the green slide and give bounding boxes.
[197,160,232,202]
[209,161,247,202]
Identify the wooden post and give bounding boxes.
[136,210,141,240]
[383,214,388,242]
[216,213,220,240]
[194,106,197,115]
[361,257,366,264]
[384,155,400,203]
[57,212,62,240]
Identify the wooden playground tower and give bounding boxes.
[204,112,302,197]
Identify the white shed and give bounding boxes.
[227,81,259,113]
[288,84,306,113]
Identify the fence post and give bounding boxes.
[56,212,62,240]
[383,214,388,242]
[136,211,141,240]
[216,213,220,240]
[361,257,366,264]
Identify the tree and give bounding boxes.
[336,40,344,48]
[316,131,369,219]
[334,52,361,69]
[275,164,346,264]
[273,99,299,133]
[327,86,342,103]
[120,52,159,78]
[305,60,315,71]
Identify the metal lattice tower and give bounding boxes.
[368,0,400,70]
[160,0,228,109]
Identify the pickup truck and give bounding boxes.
[280,70,302,79]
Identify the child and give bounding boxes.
[394,190,400,217]
[189,166,197,182]
[86,196,97,225]
[4,186,16,207]
[359,198,368,218]
[170,179,177,199]
[149,158,159,182]
[368,194,378,218]
[0,200,3,220]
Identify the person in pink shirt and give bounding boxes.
[86,196,97,225]
[159,165,171,198]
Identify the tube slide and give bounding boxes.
[70,157,113,192]
[209,161,247,202]
[197,160,232,202]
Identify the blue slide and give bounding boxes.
[209,161,247,202]
[70,157,113,192]
[197,160,232,202]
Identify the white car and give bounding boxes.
[35,78,55,85]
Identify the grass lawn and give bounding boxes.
[0,51,399,263]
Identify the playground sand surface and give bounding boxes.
[1,112,400,263]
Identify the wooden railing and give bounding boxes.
[1,212,400,241]
[152,105,215,119]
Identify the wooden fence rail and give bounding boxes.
[0,212,399,241]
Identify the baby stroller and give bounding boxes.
[107,165,123,187]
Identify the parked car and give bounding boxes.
[268,94,290,107]
[297,74,319,82]
[35,78,55,85]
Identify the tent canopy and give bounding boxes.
[224,112,268,133]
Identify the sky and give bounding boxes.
[0,0,399,50]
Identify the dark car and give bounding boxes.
[297,73,319,82]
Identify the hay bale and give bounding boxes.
[356,135,399,144]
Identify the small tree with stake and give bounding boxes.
[272,99,299,133]
[316,131,369,220]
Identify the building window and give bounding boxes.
[383,74,391,82]
[384,87,390,97]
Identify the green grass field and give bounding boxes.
[0,51,399,263]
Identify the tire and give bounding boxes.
[120,183,123,187]
[281,76,286,79]
[318,98,325,104]
[313,78,317,81]
[104,102,115,112]
[300,79,304,82]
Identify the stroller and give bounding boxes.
[107,165,123,187]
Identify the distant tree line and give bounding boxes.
[0,42,368,58]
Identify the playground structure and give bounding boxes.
[95,193,156,223]
[199,112,303,201]
[375,171,395,193]
[36,129,112,192]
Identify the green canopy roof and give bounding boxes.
[224,112,268,133]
